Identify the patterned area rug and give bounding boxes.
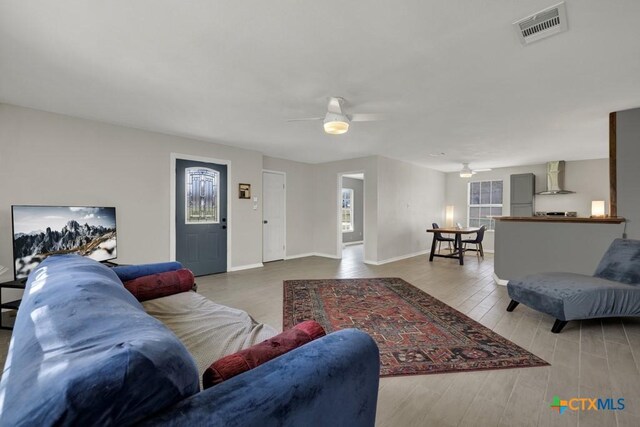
[283,278,548,377]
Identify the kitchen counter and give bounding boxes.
[497,216,625,224]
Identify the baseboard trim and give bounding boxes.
[342,240,364,247]
[312,252,342,259]
[365,249,430,266]
[285,248,488,265]
[284,252,342,260]
[493,272,509,286]
[284,252,315,260]
[228,263,264,272]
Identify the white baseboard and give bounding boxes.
[284,252,342,260]
[228,263,264,272]
[343,240,363,247]
[493,272,508,286]
[364,249,430,266]
[286,248,491,266]
[284,252,315,260]
[312,252,342,259]
[484,249,495,254]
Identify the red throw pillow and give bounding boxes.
[123,269,195,302]
[202,320,326,389]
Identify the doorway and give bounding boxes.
[175,158,228,276]
[263,170,286,262]
[339,172,364,260]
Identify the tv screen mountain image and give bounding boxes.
[12,206,117,279]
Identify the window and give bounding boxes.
[468,180,503,231]
[341,188,354,232]
[185,167,219,224]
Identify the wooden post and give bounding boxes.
[609,112,617,217]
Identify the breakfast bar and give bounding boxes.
[493,216,625,284]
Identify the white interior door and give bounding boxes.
[263,171,285,262]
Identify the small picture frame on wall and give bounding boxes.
[239,183,251,199]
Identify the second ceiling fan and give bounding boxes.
[459,163,492,178]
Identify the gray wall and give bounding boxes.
[264,155,445,264]
[0,104,265,273]
[312,156,379,261]
[0,103,452,279]
[341,177,363,244]
[616,107,640,239]
[376,157,445,262]
[445,159,610,252]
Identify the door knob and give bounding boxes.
[263,220,268,224]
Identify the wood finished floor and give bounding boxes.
[2,244,639,426]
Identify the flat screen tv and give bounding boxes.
[12,205,117,280]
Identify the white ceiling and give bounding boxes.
[1,1,639,172]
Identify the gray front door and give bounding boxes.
[176,159,227,276]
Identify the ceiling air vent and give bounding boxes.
[514,2,568,45]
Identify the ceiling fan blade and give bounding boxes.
[327,97,344,114]
[349,113,384,122]
[472,168,493,172]
[287,117,324,122]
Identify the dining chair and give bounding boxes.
[432,223,455,254]
[462,225,486,259]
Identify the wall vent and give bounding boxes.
[514,2,568,45]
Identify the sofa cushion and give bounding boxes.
[203,320,326,388]
[508,271,640,321]
[124,268,195,301]
[594,238,640,285]
[141,291,277,386]
[0,255,199,426]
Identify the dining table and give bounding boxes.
[426,226,481,265]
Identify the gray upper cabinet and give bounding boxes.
[510,173,535,216]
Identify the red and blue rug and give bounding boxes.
[283,277,548,377]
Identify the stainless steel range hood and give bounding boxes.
[536,161,575,195]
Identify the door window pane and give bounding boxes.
[342,188,354,232]
[185,167,219,224]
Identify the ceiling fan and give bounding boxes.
[459,163,492,178]
[287,97,383,135]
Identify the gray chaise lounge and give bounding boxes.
[506,238,640,333]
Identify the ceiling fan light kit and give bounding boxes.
[459,162,491,178]
[323,112,350,135]
[459,163,474,178]
[289,96,381,135]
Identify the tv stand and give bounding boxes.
[0,279,26,330]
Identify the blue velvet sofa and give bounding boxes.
[0,255,380,426]
[506,238,640,333]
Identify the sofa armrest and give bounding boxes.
[141,329,380,427]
